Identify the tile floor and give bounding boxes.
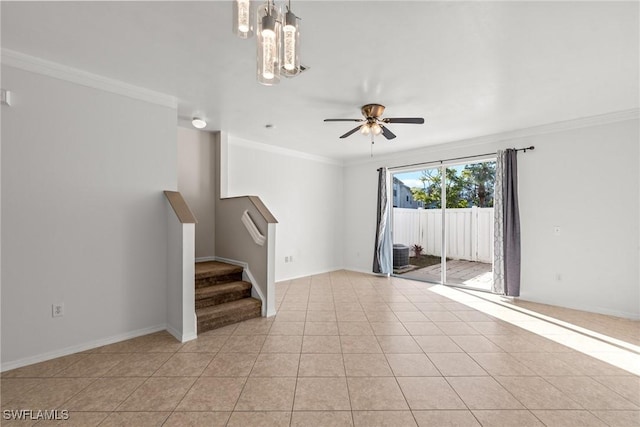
[1,270,639,426]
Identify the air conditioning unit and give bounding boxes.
[393,244,410,268]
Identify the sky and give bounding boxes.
[393,165,466,189]
[394,171,426,189]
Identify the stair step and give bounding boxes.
[197,298,261,333]
[195,261,243,288]
[195,281,252,309]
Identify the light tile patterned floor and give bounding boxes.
[2,270,639,426]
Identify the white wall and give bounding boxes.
[177,127,216,259]
[518,119,639,319]
[225,137,344,281]
[343,117,640,319]
[1,65,177,367]
[165,209,196,342]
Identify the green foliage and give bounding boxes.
[462,162,496,208]
[410,162,496,209]
[412,244,423,256]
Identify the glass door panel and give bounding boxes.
[391,167,443,283]
[443,161,495,290]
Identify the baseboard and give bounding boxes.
[276,266,347,282]
[166,325,198,343]
[213,256,247,269]
[351,269,393,278]
[245,268,267,317]
[340,266,375,276]
[517,296,640,321]
[0,324,167,372]
[195,256,217,263]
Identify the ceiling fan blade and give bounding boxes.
[381,125,397,140]
[324,119,362,122]
[339,126,362,139]
[383,117,425,124]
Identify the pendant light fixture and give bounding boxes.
[233,0,306,85]
[256,0,281,85]
[281,1,300,77]
[233,0,254,39]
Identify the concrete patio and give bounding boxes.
[397,260,493,291]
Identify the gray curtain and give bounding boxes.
[373,167,392,275]
[503,149,521,296]
[492,151,505,295]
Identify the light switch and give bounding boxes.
[1,89,11,106]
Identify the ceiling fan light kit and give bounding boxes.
[234,0,305,85]
[361,122,382,136]
[324,103,425,143]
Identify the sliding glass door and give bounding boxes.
[391,166,443,282]
[391,159,496,291]
[442,161,495,290]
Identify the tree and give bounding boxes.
[461,162,496,207]
[409,162,496,209]
[410,168,469,209]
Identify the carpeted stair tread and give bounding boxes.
[195,261,243,280]
[195,261,244,289]
[194,262,261,333]
[196,298,261,332]
[196,280,251,298]
[197,297,261,318]
[195,281,252,309]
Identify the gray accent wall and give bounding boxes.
[1,65,177,367]
[177,127,216,259]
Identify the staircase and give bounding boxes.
[195,261,262,333]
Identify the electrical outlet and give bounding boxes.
[52,303,64,317]
[284,256,289,263]
[555,273,562,282]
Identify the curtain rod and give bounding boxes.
[378,146,535,172]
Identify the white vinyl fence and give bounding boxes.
[393,207,494,263]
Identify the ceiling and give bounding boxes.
[2,1,638,161]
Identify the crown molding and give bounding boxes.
[1,49,177,109]
[229,135,344,167]
[344,108,640,167]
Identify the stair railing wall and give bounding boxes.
[214,132,278,317]
[241,210,266,246]
[164,191,198,342]
[214,196,277,317]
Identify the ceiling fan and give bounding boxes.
[324,103,425,140]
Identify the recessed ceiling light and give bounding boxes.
[192,118,207,129]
